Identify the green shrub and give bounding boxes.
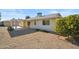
[56,14,79,39]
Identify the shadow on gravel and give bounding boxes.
[8,28,37,37]
[66,37,79,46]
[8,28,57,38]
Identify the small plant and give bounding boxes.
[7,26,14,31]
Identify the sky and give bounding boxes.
[0,9,79,21]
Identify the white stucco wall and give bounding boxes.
[29,19,56,32]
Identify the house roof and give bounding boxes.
[26,13,62,21]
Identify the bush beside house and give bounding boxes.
[56,14,79,44]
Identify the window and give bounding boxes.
[42,20,50,25]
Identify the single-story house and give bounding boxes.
[10,19,19,26]
[19,13,62,32]
[19,20,28,28]
[4,19,20,27]
[3,13,62,32]
[4,20,12,27]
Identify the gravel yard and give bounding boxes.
[0,27,79,49]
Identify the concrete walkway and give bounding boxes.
[9,28,37,37]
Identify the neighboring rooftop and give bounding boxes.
[27,13,62,21]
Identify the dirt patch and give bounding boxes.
[0,27,79,49]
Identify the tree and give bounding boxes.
[25,16,30,19]
[56,14,79,39]
[65,15,79,37]
[56,17,66,36]
[0,12,1,21]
